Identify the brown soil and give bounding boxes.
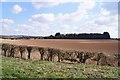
[1,39,119,56]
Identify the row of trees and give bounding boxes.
[1,44,95,63]
[1,44,61,62]
[44,32,110,39]
[1,44,117,66]
[1,32,110,40]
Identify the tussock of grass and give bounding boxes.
[2,56,120,78]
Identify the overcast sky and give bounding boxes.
[0,0,119,38]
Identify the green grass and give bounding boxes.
[1,56,120,79]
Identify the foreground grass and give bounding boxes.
[1,56,120,78]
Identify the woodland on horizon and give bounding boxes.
[1,32,111,39]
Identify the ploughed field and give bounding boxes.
[1,39,119,78]
[1,39,119,55]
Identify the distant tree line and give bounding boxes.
[1,32,110,39]
[44,32,110,39]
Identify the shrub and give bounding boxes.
[113,53,120,66]
[75,51,83,63]
[97,53,108,66]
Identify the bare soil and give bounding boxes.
[1,39,119,56]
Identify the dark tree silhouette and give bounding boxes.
[103,32,110,39]
[27,46,32,59]
[55,32,61,37]
[44,32,110,39]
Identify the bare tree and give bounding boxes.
[48,48,58,61]
[38,47,45,60]
[52,48,61,62]
[26,46,32,59]
[2,44,10,56]
[48,48,53,61]
[19,46,26,59]
[9,45,16,57]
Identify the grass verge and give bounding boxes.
[1,56,120,79]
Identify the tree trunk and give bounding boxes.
[20,52,23,59]
[58,53,60,62]
[28,52,30,59]
[41,53,44,60]
[50,54,53,61]
[78,52,83,63]
[4,50,7,56]
[27,47,32,59]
